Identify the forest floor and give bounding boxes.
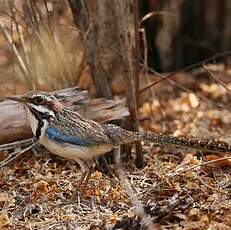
[1,68,231,229]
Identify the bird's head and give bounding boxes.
[7,91,63,120]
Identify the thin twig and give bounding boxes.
[0,138,35,151]
[0,21,32,88]
[140,11,175,25]
[197,177,229,195]
[139,50,231,93]
[168,156,231,177]
[115,147,155,230]
[0,141,38,168]
[142,64,231,111]
[203,64,231,93]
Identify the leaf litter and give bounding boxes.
[1,72,231,229]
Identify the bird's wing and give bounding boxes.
[45,126,105,146]
[46,110,133,146]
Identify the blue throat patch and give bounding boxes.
[45,127,97,146]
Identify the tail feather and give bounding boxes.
[104,124,231,153]
[134,132,231,153]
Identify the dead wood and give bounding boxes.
[68,0,112,99]
[68,1,142,166]
[0,87,129,145]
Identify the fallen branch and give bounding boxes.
[168,156,231,177]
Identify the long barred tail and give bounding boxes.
[134,132,231,153]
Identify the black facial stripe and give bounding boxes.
[28,107,52,139]
[36,119,44,139]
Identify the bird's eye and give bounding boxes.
[34,96,44,104]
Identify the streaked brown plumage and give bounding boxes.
[7,91,231,201]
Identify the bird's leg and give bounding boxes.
[80,160,95,196]
[70,159,88,202]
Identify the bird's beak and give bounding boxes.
[6,95,27,104]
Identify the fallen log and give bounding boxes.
[0,87,129,144]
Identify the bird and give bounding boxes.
[6,91,231,201]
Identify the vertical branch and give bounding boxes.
[133,0,140,104]
[133,0,143,168]
[114,0,143,167]
[68,0,112,99]
[68,0,143,167]
[222,0,231,51]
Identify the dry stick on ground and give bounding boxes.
[0,140,38,168]
[114,147,155,230]
[168,156,231,177]
[0,138,35,152]
[197,177,229,196]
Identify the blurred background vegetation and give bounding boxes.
[0,0,230,97]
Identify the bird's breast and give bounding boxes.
[24,106,115,160]
[39,136,113,160]
[39,125,113,160]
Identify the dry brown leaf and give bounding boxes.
[189,93,200,108]
[34,180,49,194]
[0,212,10,228]
[108,214,119,225]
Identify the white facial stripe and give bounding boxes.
[27,103,55,117]
[25,106,39,136]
